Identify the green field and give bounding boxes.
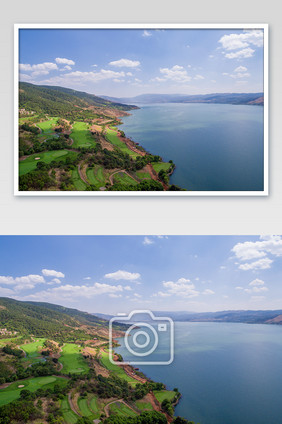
[37,117,58,133]
[19,150,77,176]
[152,162,171,173]
[136,171,151,180]
[71,122,96,148]
[0,376,67,406]
[100,350,137,385]
[109,401,137,417]
[113,172,138,186]
[20,338,46,362]
[86,165,106,187]
[89,395,99,415]
[136,400,154,411]
[60,397,78,424]
[60,343,89,374]
[0,337,20,346]
[153,390,176,403]
[105,128,139,158]
[72,167,87,190]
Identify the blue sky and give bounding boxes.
[19,28,264,97]
[0,236,281,314]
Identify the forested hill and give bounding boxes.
[19,82,137,118]
[0,297,119,340]
[102,92,264,105]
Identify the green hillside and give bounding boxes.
[19,82,136,119]
[0,297,117,341]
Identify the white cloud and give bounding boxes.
[19,62,58,72]
[109,294,122,298]
[225,48,255,59]
[0,274,45,285]
[232,236,282,271]
[245,286,269,293]
[249,278,265,286]
[230,72,250,79]
[234,66,248,72]
[134,293,142,298]
[84,277,91,280]
[203,289,215,295]
[0,287,16,296]
[142,30,152,37]
[42,269,65,278]
[194,74,205,80]
[235,286,244,290]
[55,57,75,66]
[220,266,227,270]
[238,258,273,271]
[109,58,140,68]
[124,286,132,291]
[209,55,214,58]
[157,65,192,83]
[91,64,98,67]
[104,270,140,281]
[19,73,33,82]
[162,278,200,298]
[39,69,126,86]
[31,70,50,77]
[219,30,263,51]
[143,237,154,245]
[51,278,62,284]
[23,282,124,302]
[152,291,171,298]
[126,72,133,76]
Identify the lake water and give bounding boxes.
[116,322,282,424]
[119,103,264,191]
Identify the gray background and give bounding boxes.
[1,0,280,235]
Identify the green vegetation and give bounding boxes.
[71,122,96,148]
[109,401,137,417]
[20,338,46,363]
[100,350,138,385]
[0,297,189,423]
[136,171,150,179]
[136,400,154,411]
[0,376,67,406]
[72,167,87,191]
[61,396,78,423]
[37,117,58,133]
[19,150,75,176]
[105,128,140,158]
[113,172,138,186]
[18,83,179,191]
[86,165,106,187]
[60,343,89,374]
[152,162,172,173]
[154,390,176,403]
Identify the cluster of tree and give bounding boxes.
[20,123,40,135]
[2,345,23,358]
[19,169,55,191]
[0,382,72,424]
[19,82,134,121]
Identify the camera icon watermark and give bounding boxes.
[109,310,174,366]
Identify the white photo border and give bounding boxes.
[14,23,269,197]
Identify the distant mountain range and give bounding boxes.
[101,92,264,106]
[95,309,282,325]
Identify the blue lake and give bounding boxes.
[116,322,282,424]
[119,103,264,191]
